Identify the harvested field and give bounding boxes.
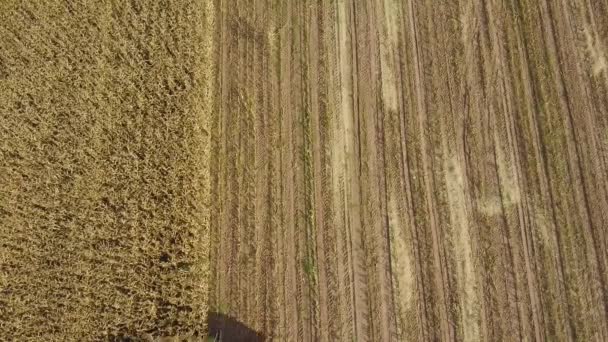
[209,0,608,341]
[1,0,608,341]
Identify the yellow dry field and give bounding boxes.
[2,0,608,341]
[0,1,215,340]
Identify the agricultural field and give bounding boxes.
[209,0,608,341]
[1,0,607,341]
[0,1,215,340]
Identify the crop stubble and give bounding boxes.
[210,0,608,341]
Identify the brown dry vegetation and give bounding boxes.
[0,1,215,340]
[2,0,608,341]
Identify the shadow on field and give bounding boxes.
[208,312,265,341]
